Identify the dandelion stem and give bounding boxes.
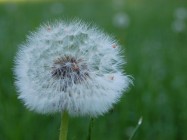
[59,111,69,140]
[87,118,94,140]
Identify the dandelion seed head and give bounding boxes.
[14,20,131,117]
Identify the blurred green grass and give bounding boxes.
[0,0,187,140]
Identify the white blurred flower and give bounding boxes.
[172,19,186,32]
[14,20,131,117]
[175,7,187,20]
[113,12,130,28]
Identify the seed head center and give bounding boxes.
[51,56,89,86]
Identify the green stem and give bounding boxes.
[59,111,69,140]
[87,118,94,140]
[129,117,143,140]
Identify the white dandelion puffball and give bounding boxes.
[14,20,131,117]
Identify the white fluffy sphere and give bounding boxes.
[14,20,131,117]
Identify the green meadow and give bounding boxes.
[0,0,187,139]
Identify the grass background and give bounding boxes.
[0,0,187,139]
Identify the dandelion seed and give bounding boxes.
[112,44,117,48]
[110,76,114,80]
[14,20,131,117]
[47,26,51,31]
